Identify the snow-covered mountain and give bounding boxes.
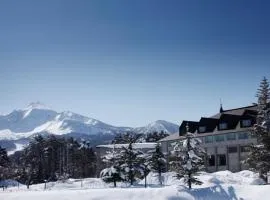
[0,102,178,142]
[134,120,178,134]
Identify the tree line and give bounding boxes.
[0,135,96,188]
[100,131,205,189]
[0,131,170,189]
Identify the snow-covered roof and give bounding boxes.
[96,142,157,149]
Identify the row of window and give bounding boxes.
[199,119,252,133]
[208,154,226,166]
[228,146,250,153]
[204,132,252,143]
[207,146,250,166]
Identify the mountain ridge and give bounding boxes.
[0,102,179,141]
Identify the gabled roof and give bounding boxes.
[211,105,257,119]
[179,120,199,135]
[218,114,241,130]
[198,117,218,133]
[159,104,258,142]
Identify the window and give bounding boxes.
[219,123,228,130]
[226,132,236,140]
[240,146,250,153]
[199,126,206,133]
[217,154,226,166]
[208,155,215,166]
[215,134,225,142]
[238,132,249,140]
[242,119,252,127]
[228,146,238,153]
[205,136,213,143]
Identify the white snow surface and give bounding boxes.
[0,170,268,200]
[7,143,25,155]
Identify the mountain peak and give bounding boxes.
[135,120,179,134]
[25,101,50,111]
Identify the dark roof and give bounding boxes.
[179,120,199,135]
[198,117,219,133]
[218,114,241,130]
[160,104,258,142]
[211,105,257,119]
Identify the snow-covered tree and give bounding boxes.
[118,143,144,185]
[0,146,10,188]
[112,132,143,144]
[145,131,169,142]
[147,143,167,185]
[100,147,123,187]
[246,77,270,182]
[170,125,205,189]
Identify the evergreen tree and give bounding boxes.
[12,135,97,186]
[118,143,144,185]
[100,146,123,187]
[137,153,150,188]
[110,133,144,185]
[112,132,143,144]
[147,143,167,185]
[171,124,205,189]
[145,131,169,142]
[246,77,270,182]
[0,146,10,187]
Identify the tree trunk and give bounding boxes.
[188,171,191,190]
[113,179,116,187]
[259,171,267,184]
[187,135,192,190]
[159,171,162,186]
[44,181,47,190]
[129,170,133,186]
[130,173,133,186]
[144,171,147,188]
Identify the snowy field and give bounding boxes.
[0,170,269,200]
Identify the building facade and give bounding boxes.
[159,105,258,172]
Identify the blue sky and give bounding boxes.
[0,0,270,127]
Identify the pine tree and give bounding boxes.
[171,124,205,189]
[246,77,270,182]
[100,146,123,187]
[13,135,97,186]
[147,143,167,185]
[145,131,169,142]
[112,132,143,144]
[0,146,10,189]
[118,143,144,185]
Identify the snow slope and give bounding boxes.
[0,170,268,200]
[0,102,178,141]
[135,120,179,134]
[7,143,25,155]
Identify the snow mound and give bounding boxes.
[198,170,265,185]
[138,170,265,187]
[139,172,183,186]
